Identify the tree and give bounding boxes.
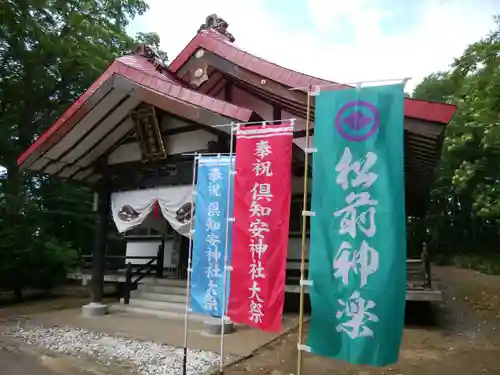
[0,0,152,299]
[411,72,456,104]
[412,15,500,272]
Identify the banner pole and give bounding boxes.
[212,117,297,129]
[219,123,236,375]
[182,153,199,375]
[288,77,412,91]
[296,86,313,375]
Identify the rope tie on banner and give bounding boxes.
[152,200,160,218]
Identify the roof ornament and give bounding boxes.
[198,14,235,43]
[132,44,169,74]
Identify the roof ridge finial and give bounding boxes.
[197,13,235,43]
[132,44,169,74]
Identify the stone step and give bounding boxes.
[121,297,185,312]
[136,277,187,287]
[136,284,186,295]
[130,291,186,304]
[151,278,187,287]
[109,304,206,322]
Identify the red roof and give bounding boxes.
[169,30,456,125]
[170,30,338,92]
[17,54,254,167]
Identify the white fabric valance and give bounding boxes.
[111,186,193,237]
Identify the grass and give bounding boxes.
[435,253,500,275]
[453,253,500,275]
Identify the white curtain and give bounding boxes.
[111,185,193,237]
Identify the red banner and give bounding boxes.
[228,123,293,332]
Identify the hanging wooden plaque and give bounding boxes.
[130,104,167,162]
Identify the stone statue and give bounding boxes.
[198,14,235,42]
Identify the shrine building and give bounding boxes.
[17,14,456,317]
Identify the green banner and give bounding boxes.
[307,84,406,366]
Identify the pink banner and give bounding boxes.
[228,123,293,332]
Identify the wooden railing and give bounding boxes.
[123,257,158,304]
[81,242,165,304]
[286,258,432,290]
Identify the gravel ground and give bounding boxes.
[2,324,221,375]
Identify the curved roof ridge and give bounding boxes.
[201,30,339,88]
[169,30,349,91]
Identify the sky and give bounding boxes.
[127,0,498,92]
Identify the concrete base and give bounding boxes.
[81,302,108,317]
[203,317,236,335]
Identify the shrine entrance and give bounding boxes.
[111,185,193,279]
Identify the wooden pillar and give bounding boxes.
[224,81,233,102]
[156,239,165,278]
[90,175,110,304]
[273,104,282,122]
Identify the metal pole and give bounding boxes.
[212,117,297,129]
[296,87,313,375]
[182,153,199,375]
[181,152,233,156]
[219,123,236,375]
[288,77,412,91]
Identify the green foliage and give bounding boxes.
[412,15,500,273]
[0,0,167,297]
[412,72,456,103]
[0,237,78,292]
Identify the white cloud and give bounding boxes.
[129,0,497,92]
